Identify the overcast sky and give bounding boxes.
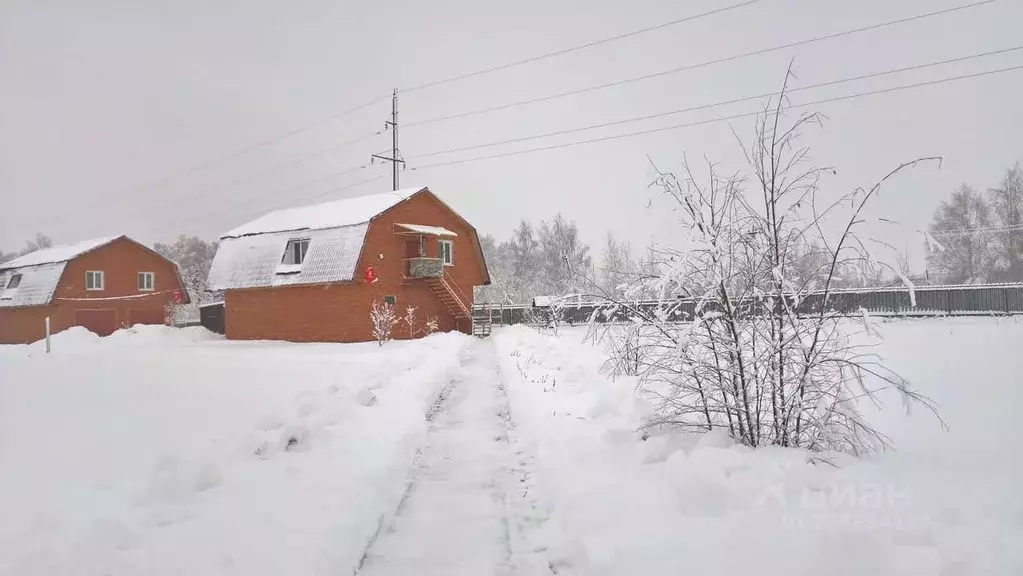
[2,0,1021,271]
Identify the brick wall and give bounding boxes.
[225,189,488,343]
[0,237,185,344]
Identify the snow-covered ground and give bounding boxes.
[1,318,1020,575]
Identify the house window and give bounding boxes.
[282,239,310,265]
[86,270,104,291]
[5,274,21,289]
[138,272,155,291]
[384,295,396,305]
[438,240,454,266]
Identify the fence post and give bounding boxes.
[45,316,51,354]
[1005,288,1010,314]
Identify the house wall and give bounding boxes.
[0,305,55,345]
[225,190,488,343]
[0,237,186,344]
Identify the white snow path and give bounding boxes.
[355,339,550,576]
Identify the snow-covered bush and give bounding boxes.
[589,85,942,455]
[403,306,418,339]
[424,316,439,335]
[370,300,399,346]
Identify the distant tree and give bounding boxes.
[926,184,996,283]
[538,213,592,296]
[0,233,53,264]
[599,233,637,299]
[987,163,1023,281]
[24,233,52,253]
[153,235,219,300]
[475,233,517,305]
[509,220,543,299]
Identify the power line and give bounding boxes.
[404,0,1000,128]
[50,130,385,232]
[409,63,1023,171]
[407,45,1023,160]
[30,96,391,231]
[400,0,763,93]
[22,0,763,230]
[928,224,1023,237]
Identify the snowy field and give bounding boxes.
[1,318,1021,575]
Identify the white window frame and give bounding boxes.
[282,239,311,265]
[438,240,454,266]
[138,271,155,292]
[6,273,22,289]
[86,270,105,291]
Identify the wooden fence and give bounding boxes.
[474,283,1023,326]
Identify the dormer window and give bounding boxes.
[282,239,310,265]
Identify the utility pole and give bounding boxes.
[371,89,404,191]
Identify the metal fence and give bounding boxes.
[475,283,1023,326]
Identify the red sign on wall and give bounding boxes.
[364,267,377,283]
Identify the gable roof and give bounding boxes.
[222,187,426,239]
[0,235,190,308]
[207,185,490,290]
[0,236,119,269]
[208,188,427,290]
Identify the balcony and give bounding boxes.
[407,257,444,279]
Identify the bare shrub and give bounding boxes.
[370,300,399,346]
[589,76,943,455]
[403,306,418,339]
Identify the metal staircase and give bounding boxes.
[425,276,471,321]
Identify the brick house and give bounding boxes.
[205,186,490,343]
[0,235,189,344]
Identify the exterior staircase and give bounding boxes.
[425,276,471,322]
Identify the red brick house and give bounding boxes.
[206,186,490,342]
[0,235,189,344]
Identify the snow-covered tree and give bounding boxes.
[599,233,638,299]
[538,213,592,296]
[987,163,1023,282]
[425,316,439,335]
[371,300,399,346]
[926,185,996,284]
[589,81,942,455]
[154,235,219,301]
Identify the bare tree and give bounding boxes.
[588,77,942,455]
[926,185,995,283]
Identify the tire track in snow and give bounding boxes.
[353,339,549,576]
[352,350,465,575]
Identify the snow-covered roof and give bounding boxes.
[222,187,426,239]
[0,236,119,269]
[394,223,458,237]
[0,263,67,308]
[206,224,369,291]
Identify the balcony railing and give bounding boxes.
[406,257,444,279]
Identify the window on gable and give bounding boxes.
[138,271,155,291]
[6,274,22,289]
[438,240,454,266]
[86,270,104,291]
[282,239,310,265]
